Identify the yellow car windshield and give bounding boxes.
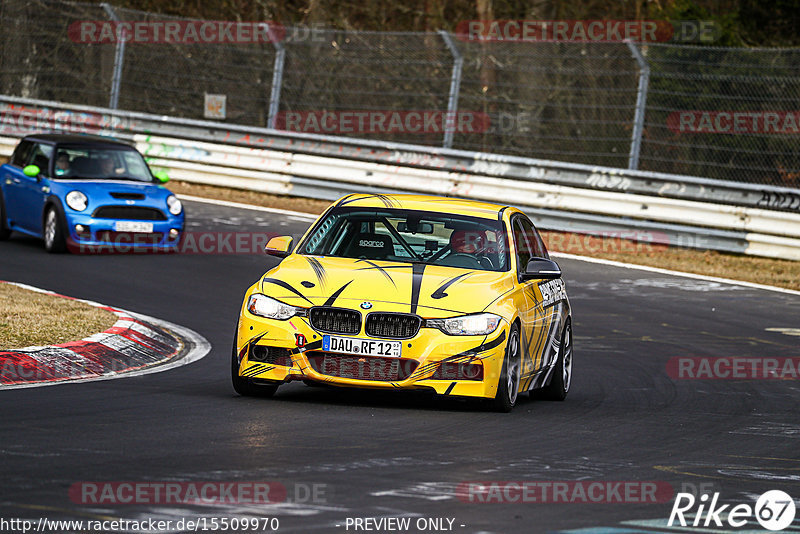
[298,208,510,272]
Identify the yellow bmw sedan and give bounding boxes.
[232,193,572,412]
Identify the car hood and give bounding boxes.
[259,255,515,317]
[49,179,171,199]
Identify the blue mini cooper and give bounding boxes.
[0,133,184,253]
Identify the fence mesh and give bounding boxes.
[1,0,799,187]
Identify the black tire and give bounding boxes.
[490,323,521,413]
[43,205,67,253]
[231,334,279,397]
[0,191,11,240]
[538,321,572,401]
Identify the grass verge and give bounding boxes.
[0,283,117,350]
[170,180,800,292]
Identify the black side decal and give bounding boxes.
[431,272,471,300]
[444,382,457,395]
[241,364,275,377]
[323,280,353,307]
[335,193,356,207]
[239,330,269,362]
[409,330,507,380]
[262,277,314,305]
[355,259,398,287]
[410,263,426,314]
[305,256,327,286]
[454,330,507,358]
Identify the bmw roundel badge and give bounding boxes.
[360,301,373,310]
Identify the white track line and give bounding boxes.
[183,193,799,296]
[550,252,800,297]
[0,282,211,390]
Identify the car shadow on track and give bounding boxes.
[230,382,496,413]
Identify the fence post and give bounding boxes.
[625,40,649,170]
[267,25,285,129]
[101,3,124,109]
[439,31,463,149]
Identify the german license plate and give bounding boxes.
[115,221,153,233]
[322,335,401,358]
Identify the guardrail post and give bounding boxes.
[101,3,125,109]
[625,40,649,170]
[267,25,286,130]
[439,31,463,149]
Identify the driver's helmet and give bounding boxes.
[450,229,487,254]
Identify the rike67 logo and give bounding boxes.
[669,490,796,531]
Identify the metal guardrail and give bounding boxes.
[1,95,800,260]
[2,95,799,213]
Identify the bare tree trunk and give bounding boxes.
[476,0,495,92]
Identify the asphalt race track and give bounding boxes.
[2,199,800,534]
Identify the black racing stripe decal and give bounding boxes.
[410,263,426,314]
[239,331,269,360]
[338,194,398,208]
[261,277,314,305]
[444,382,457,395]
[336,193,356,207]
[241,364,275,378]
[410,330,507,380]
[454,330,507,358]
[355,261,409,269]
[323,280,353,307]
[519,323,533,376]
[355,259,397,287]
[431,272,471,300]
[305,256,327,286]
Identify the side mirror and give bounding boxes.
[154,170,170,183]
[265,236,294,258]
[23,165,40,178]
[522,257,561,280]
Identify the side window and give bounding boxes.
[10,140,33,167]
[512,218,533,274]
[25,143,54,176]
[518,216,549,259]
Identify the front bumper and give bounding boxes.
[65,213,184,251]
[235,306,510,399]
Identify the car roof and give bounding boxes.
[334,193,510,220]
[21,133,134,148]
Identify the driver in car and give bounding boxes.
[448,229,494,269]
[54,153,71,176]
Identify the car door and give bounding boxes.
[2,139,34,227]
[511,215,547,382]
[518,216,565,378]
[8,142,53,233]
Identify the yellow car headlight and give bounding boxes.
[247,293,303,320]
[428,313,501,336]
